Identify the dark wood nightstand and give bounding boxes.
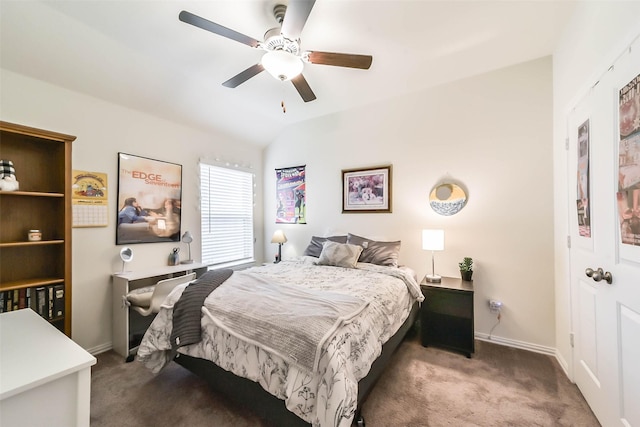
[420,276,474,357]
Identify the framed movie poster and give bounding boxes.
[342,165,392,213]
[116,153,182,244]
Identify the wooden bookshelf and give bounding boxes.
[0,121,75,336]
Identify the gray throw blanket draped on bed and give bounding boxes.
[202,272,370,372]
[170,269,233,349]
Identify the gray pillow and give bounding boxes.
[347,233,401,267]
[316,241,363,268]
[303,235,348,258]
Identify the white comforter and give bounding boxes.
[137,257,423,427]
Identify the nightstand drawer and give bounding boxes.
[423,290,473,319]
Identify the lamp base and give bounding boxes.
[425,274,442,283]
[274,244,282,264]
[180,259,194,264]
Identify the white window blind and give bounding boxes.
[200,163,254,266]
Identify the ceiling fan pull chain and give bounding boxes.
[281,83,287,113]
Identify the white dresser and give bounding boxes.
[0,309,96,427]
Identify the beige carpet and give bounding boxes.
[90,332,600,427]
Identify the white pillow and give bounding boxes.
[126,286,154,308]
[316,241,363,268]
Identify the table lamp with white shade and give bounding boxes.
[422,229,444,283]
[271,229,287,263]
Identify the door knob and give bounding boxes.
[584,267,613,285]
[593,270,613,284]
[591,269,603,281]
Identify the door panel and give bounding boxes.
[568,32,640,427]
[577,281,597,379]
[620,304,640,426]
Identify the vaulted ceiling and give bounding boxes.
[0,1,576,146]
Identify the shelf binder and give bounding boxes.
[53,284,64,318]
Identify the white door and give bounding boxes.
[568,36,640,427]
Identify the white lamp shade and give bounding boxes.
[422,229,444,251]
[271,229,288,244]
[262,50,304,81]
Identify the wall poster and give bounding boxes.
[275,165,306,224]
[577,120,592,237]
[618,73,640,249]
[72,170,108,227]
[116,153,182,244]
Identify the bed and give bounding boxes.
[137,235,423,427]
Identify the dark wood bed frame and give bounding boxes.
[174,302,419,427]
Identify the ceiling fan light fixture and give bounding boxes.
[262,50,303,81]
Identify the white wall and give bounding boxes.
[264,57,556,351]
[0,69,264,353]
[552,3,640,376]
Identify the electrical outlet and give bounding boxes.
[489,299,503,311]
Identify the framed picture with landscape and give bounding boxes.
[116,152,182,244]
[342,165,392,213]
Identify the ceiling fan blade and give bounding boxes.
[281,0,316,40]
[291,74,317,102]
[179,10,260,48]
[306,51,373,69]
[222,64,265,88]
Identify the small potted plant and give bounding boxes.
[459,257,473,281]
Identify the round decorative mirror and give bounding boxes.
[120,247,133,272]
[429,183,467,216]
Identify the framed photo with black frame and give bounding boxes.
[116,152,182,244]
[342,165,392,213]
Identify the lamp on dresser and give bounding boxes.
[422,229,444,283]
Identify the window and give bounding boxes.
[200,163,254,267]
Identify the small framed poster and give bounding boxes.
[342,165,392,213]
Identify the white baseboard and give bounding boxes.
[86,341,112,356]
[475,333,574,382]
[475,332,556,356]
[554,349,572,380]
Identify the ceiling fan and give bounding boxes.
[178,0,373,103]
